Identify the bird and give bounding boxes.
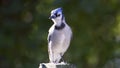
[47,7,72,63]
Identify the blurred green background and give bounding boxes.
[0,0,120,68]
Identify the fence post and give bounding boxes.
[39,63,76,68]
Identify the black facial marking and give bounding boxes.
[54,13,57,17]
[54,11,61,17]
[55,13,60,17]
[55,23,65,30]
[61,14,64,21]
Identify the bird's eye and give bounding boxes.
[57,14,60,17]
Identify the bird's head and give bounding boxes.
[49,7,64,23]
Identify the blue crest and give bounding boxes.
[56,7,62,12]
[51,7,63,14]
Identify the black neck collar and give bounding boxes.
[55,23,65,30]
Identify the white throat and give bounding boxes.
[52,18,66,26]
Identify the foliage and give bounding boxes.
[0,0,120,68]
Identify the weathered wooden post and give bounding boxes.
[39,63,76,68]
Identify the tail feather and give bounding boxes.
[49,52,62,63]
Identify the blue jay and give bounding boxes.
[48,8,72,63]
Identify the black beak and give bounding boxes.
[49,15,56,19]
